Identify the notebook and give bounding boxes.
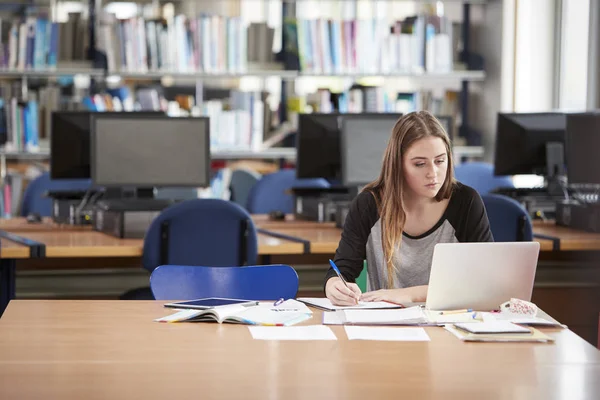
[298,297,403,311]
[155,300,313,326]
[454,321,531,334]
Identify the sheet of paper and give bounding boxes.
[248,325,338,341]
[343,306,428,325]
[322,311,344,325]
[297,297,402,310]
[344,326,431,341]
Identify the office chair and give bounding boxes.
[246,169,330,214]
[455,162,514,195]
[150,264,299,300]
[21,172,92,217]
[229,168,261,210]
[121,199,258,300]
[482,194,533,242]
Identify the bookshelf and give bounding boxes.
[0,68,105,78]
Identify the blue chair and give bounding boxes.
[455,162,514,195]
[229,168,261,209]
[150,264,299,300]
[246,169,330,214]
[143,198,258,273]
[482,194,533,242]
[21,172,92,217]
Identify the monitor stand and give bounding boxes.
[545,142,568,199]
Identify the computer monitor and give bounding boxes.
[340,114,400,186]
[566,112,600,186]
[296,112,403,182]
[50,111,164,180]
[90,114,210,188]
[494,112,566,177]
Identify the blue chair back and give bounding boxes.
[246,169,330,214]
[229,168,261,209]
[143,199,258,273]
[150,264,299,300]
[21,172,92,216]
[482,194,533,241]
[455,162,514,195]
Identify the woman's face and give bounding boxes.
[402,136,448,199]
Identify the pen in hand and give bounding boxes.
[329,259,359,304]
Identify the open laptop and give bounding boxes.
[425,242,540,311]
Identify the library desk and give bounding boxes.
[0,218,304,316]
[0,300,598,400]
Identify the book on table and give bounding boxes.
[155,299,313,326]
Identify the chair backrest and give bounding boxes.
[21,172,92,216]
[150,264,299,300]
[455,162,514,195]
[229,168,261,209]
[142,199,258,272]
[482,194,533,242]
[246,169,330,214]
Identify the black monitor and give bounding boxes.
[296,112,402,182]
[50,111,164,180]
[90,114,210,188]
[494,112,566,177]
[566,113,600,186]
[340,114,401,186]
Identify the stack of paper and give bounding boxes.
[444,323,555,343]
[322,306,429,326]
[482,312,566,328]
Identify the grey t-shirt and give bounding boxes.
[325,182,494,290]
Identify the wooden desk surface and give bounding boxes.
[0,300,598,400]
[533,220,600,251]
[0,218,304,258]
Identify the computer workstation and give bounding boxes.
[293,112,453,223]
[50,111,211,237]
[492,112,569,219]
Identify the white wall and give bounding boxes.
[513,0,557,112]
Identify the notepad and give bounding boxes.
[344,326,431,341]
[155,300,312,326]
[298,297,403,311]
[248,325,338,340]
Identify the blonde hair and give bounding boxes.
[363,111,455,289]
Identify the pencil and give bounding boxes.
[440,309,473,315]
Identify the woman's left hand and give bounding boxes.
[360,288,414,305]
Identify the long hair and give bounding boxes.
[363,111,456,289]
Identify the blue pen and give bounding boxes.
[329,259,354,293]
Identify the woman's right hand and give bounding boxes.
[325,277,362,306]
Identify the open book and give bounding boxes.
[155,300,313,326]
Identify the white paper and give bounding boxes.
[298,297,402,310]
[344,326,431,341]
[343,306,428,325]
[322,311,345,325]
[248,325,338,341]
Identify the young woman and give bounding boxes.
[325,111,493,306]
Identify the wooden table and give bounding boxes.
[0,300,598,400]
[0,218,305,316]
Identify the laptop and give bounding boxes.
[425,242,540,311]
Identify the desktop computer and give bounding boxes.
[89,113,210,238]
[555,113,600,232]
[294,112,404,221]
[493,112,567,218]
[49,111,164,224]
